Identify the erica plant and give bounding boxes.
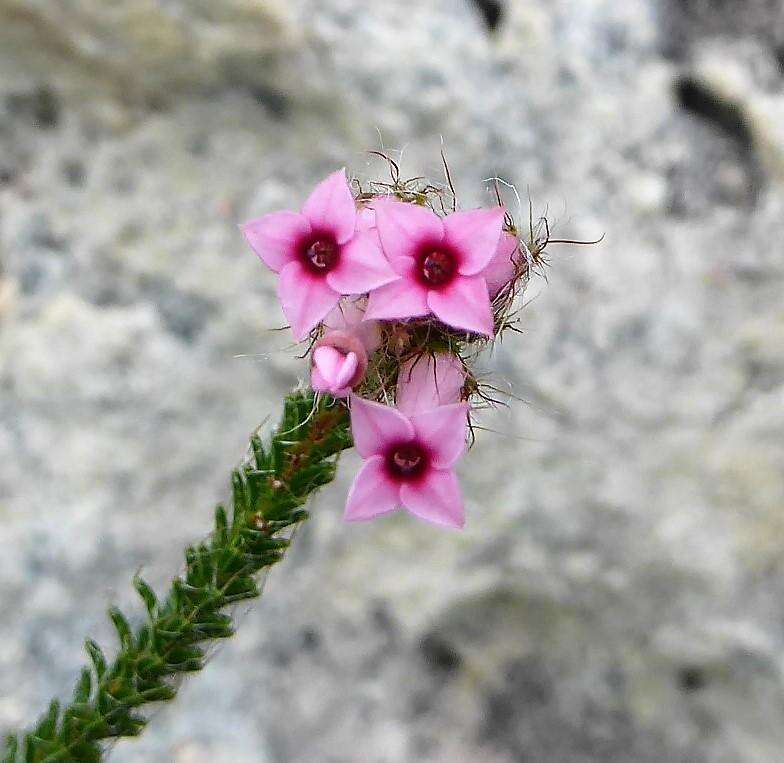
[6,157,559,761]
[243,163,543,528]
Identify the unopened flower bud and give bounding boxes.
[396,353,466,415]
[484,232,525,297]
[311,330,369,398]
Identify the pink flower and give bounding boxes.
[396,353,466,415]
[241,170,398,340]
[344,395,468,529]
[484,231,522,297]
[365,199,506,336]
[311,301,380,398]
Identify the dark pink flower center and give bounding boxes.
[386,442,428,481]
[302,236,339,274]
[417,247,456,288]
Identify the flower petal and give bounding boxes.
[326,232,399,295]
[356,316,381,353]
[310,365,330,393]
[365,277,429,321]
[344,455,401,521]
[443,207,505,276]
[355,206,376,233]
[349,395,415,458]
[484,231,520,297]
[302,169,356,244]
[311,363,351,398]
[396,354,466,416]
[335,351,359,389]
[410,403,468,468]
[324,300,381,352]
[374,199,444,260]
[324,300,360,332]
[312,345,343,383]
[389,255,417,276]
[241,211,311,273]
[277,261,339,340]
[427,275,494,337]
[400,468,465,529]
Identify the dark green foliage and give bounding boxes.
[4,390,351,763]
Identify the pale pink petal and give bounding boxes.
[349,395,415,458]
[241,211,311,272]
[277,261,339,340]
[302,169,356,244]
[312,362,352,398]
[388,255,417,277]
[310,365,330,393]
[312,345,343,383]
[484,232,520,297]
[396,354,466,416]
[356,317,381,353]
[344,455,401,521]
[326,232,399,294]
[400,468,465,529]
[365,277,429,321]
[427,275,494,337]
[355,206,376,233]
[442,207,505,276]
[409,403,468,468]
[374,200,444,260]
[324,300,381,352]
[334,351,359,389]
[356,205,382,251]
[324,299,364,331]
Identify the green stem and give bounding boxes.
[4,390,351,763]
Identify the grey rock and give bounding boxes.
[1,1,784,762]
[0,0,297,100]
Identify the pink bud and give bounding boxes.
[484,231,523,297]
[396,353,466,415]
[311,330,369,398]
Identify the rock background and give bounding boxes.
[2,0,784,761]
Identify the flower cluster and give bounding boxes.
[242,168,530,529]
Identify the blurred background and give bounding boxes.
[1,1,784,761]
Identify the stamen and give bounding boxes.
[421,250,455,287]
[306,239,338,271]
[389,443,426,478]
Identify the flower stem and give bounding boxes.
[4,390,351,763]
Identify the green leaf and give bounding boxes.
[138,685,176,703]
[250,434,266,470]
[8,392,351,761]
[73,669,92,704]
[32,700,59,741]
[133,577,158,618]
[85,639,107,677]
[109,608,134,651]
[3,734,17,763]
[214,506,229,544]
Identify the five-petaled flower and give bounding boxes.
[345,395,469,529]
[241,170,398,339]
[364,199,506,336]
